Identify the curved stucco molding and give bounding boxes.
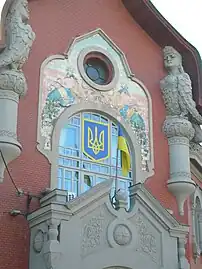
[191,186,202,261]
[37,29,154,177]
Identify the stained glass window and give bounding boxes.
[57,112,132,201]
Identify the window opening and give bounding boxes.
[58,112,132,202]
[83,52,114,85]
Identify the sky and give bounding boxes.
[151,0,202,58]
[0,0,201,58]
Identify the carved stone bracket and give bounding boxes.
[163,116,195,215]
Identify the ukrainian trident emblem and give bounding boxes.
[82,119,110,162]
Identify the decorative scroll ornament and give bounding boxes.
[81,210,104,257]
[134,213,159,263]
[33,229,45,253]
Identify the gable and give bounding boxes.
[28,181,189,269]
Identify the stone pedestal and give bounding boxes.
[163,116,196,215]
[0,70,27,181]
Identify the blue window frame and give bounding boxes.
[57,112,132,201]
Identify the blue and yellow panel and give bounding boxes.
[82,118,110,162]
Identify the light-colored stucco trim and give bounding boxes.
[36,29,155,189]
[36,54,67,162]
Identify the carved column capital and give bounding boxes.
[0,70,27,96]
[163,116,194,141]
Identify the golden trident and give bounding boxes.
[88,126,104,155]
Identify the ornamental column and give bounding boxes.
[160,46,198,215]
[163,116,195,215]
[0,0,35,181]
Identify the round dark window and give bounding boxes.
[83,52,114,85]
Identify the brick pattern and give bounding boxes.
[0,0,199,268]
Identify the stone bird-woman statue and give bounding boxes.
[160,46,202,144]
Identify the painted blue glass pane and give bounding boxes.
[72,160,80,168]
[58,168,63,177]
[92,164,100,172]
[112,158,116,167]
[72,150,79,157]
[112,135,117,158]
[74,171,79,180]
[83,113,91,119]
[64,179,71,191]
[73,117,80,125]
[57,177,63,189]
[112,126,117,135]
[58,158,64,165]
[100,165,109,174]
[58,147,65,155]
[100,116,108,124]
[102,158,110,164]
[83,162,91,171]
[64,170,72,179]
[64,159,72,166]
[64,148,72,156]
[111,167,116,176]
[59,126,79,148]
[73,172,79,194]
[91,114,100,122]
[119,180,127,190]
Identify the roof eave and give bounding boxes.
[122,0,202,113]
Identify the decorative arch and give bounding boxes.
[191,186,202,260]
[37,28,154,192]
[50,102,145,189]
[37,29,154,178]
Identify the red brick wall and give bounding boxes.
[0,0,197,268]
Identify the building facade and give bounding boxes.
[0,0,202,269]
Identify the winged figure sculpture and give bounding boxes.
[160,46,202,144]
[0,0,35,71]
